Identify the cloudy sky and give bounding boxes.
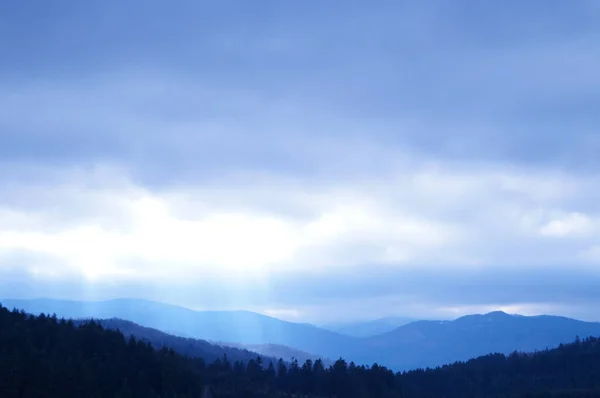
[1,1,600,323]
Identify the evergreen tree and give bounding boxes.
[2,304,600,398]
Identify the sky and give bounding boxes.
[1,0,600,324]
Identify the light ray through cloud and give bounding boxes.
[1,0,600,322]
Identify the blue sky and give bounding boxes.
[1,1,600,323]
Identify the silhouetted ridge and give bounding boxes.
[2,303,600,397]
[1,297,355,362]
[72,317,280,366]
[6,298,600,371]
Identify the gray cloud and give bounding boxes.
[1,1,600,323]
[3,262,600,323]
[1,1,600,178]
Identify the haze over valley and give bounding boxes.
[4,297,600,371]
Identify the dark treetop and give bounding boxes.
[1,304,600,398]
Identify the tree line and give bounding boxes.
[1,304,600,398]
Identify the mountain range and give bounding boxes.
[4,298,600,370]
[4,303,600,397]
[363,310,600,369]
[0,298,355,361]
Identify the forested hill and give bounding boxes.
[2,305,600,398]
[73,317,279,366]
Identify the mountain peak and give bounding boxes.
[484,310,512,317]
[454,310,515,323]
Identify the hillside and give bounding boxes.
[1,298,358,361]
[79,318,327,367]
[5,298,600,372]
[222,341,333,367]
[398,336,600,398]
[365,310,600,369]
[2,304,600,398]
[75,317,275,366]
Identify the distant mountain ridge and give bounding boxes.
[0,298,356,361]
[322,316,417,337]
[364,310,600,369]
[5,298,600,371]
[4,303,600,398]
